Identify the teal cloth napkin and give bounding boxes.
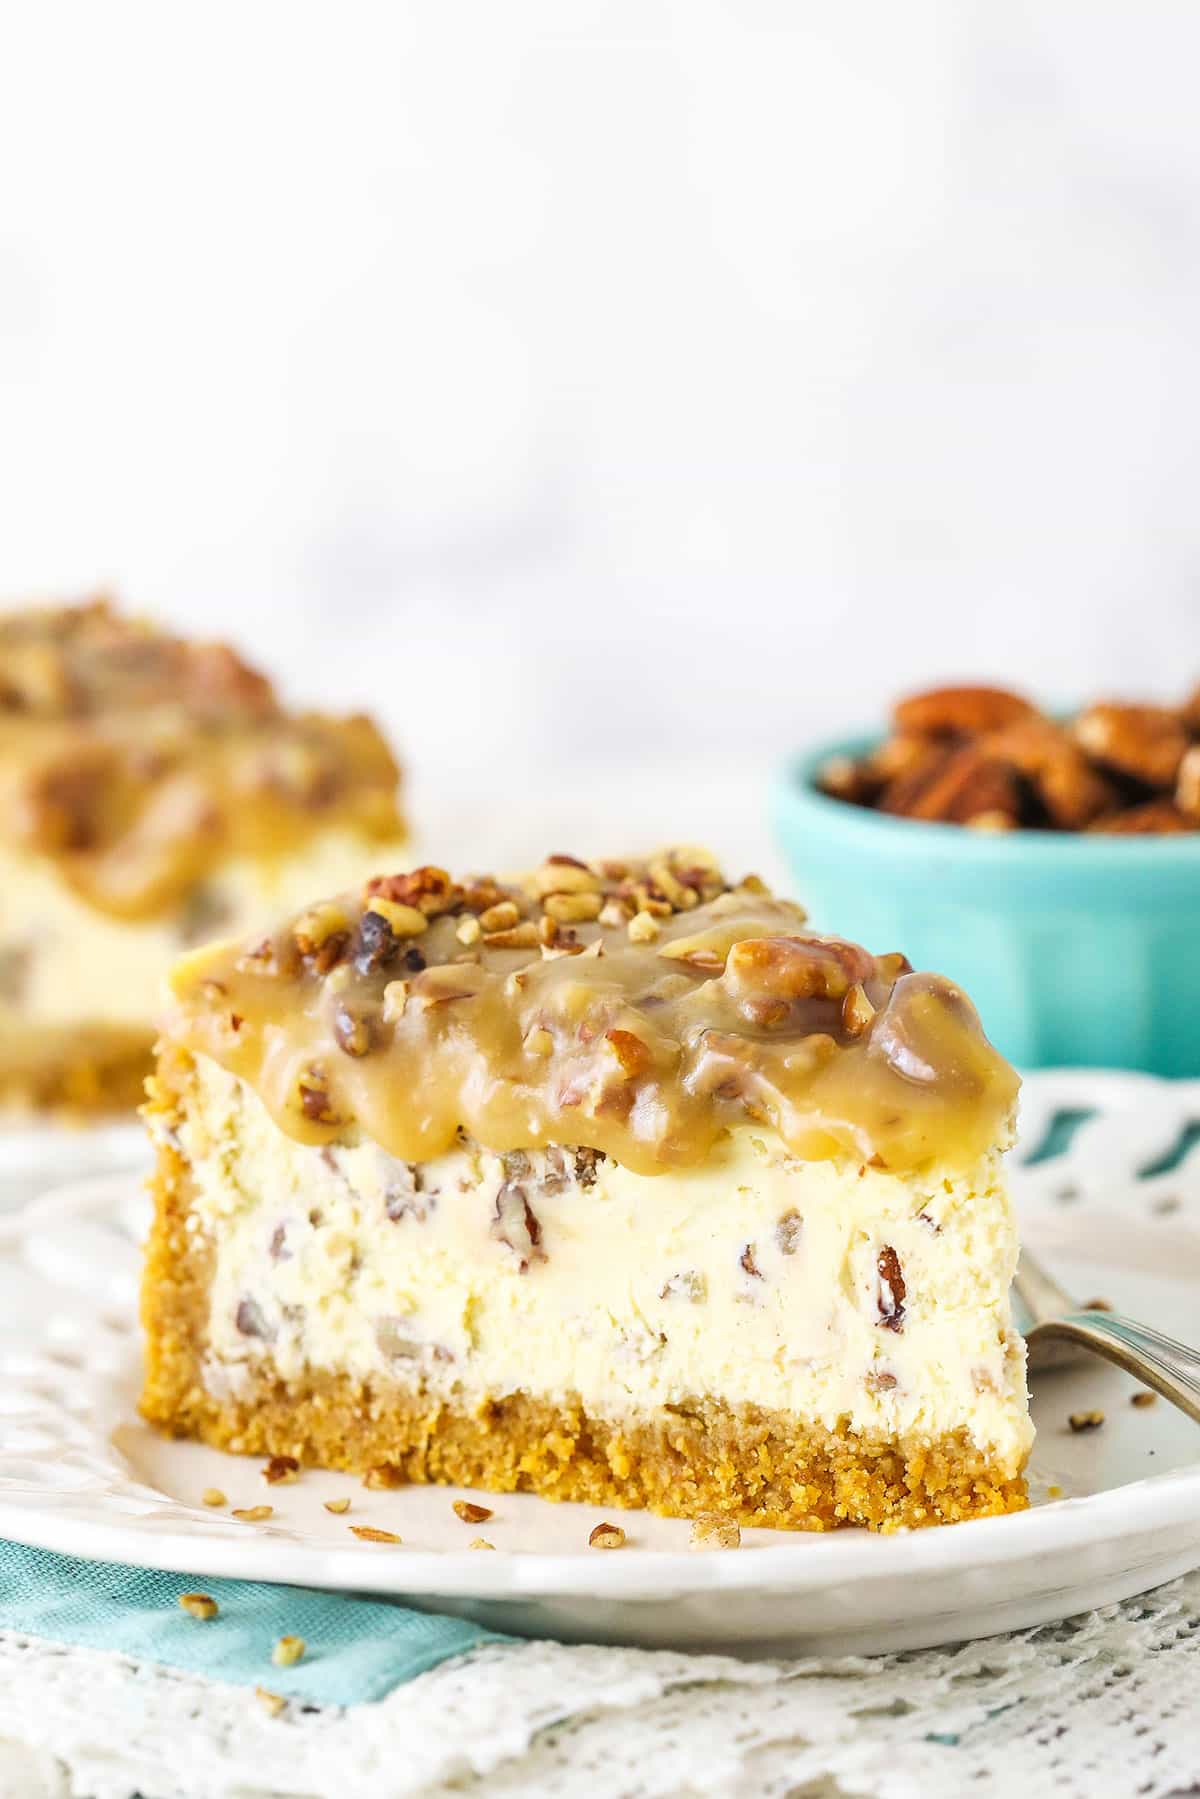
[0,1542,510,1706]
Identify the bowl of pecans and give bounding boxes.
[773,684,1200,1074]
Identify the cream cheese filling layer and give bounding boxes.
[177,1056,1032,1471]
[0,834,409,1044]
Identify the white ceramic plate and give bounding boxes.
[0,1070,1198,1657]
[0,1118,148,1213]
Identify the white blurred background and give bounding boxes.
[1,2,1198,868]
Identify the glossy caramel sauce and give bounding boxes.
[0,600,403,918]
[165,852,1019,1176]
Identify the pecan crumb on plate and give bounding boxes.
[689,1512,741,1550]
[453,1499,493,1524]
[588,1521,627,1549]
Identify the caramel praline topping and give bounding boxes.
[167,851,1019,1176]
[0,599,404,917]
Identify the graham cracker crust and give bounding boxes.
[140,1065,1028,1533]
[1,1025,153,1116]
[143,1364,1026,1533]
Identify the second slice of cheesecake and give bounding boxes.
[141,850,1032,1531]
[0,599,406,1112]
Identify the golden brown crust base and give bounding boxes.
[142,1365,1026,1533]
[1,1026,153,1116]
[140,1055,1027,1532]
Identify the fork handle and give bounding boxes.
[1028,1310,1200,1426]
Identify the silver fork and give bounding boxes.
[1016,1245,1200,1425]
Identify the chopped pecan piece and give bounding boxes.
[333,1002,372,1057]
[533,856,600,898]
[544,890,603,923]
[298,1074,338,1124]
[235,1297,272,1340]
[384,1166,432,1222]
[354,908,400,975]
[876,1246,906,1330]
[366,866,460,916]
[484,922,540,949]
[294,902,351,958]
[491,1183,544,1271]
[775,1210,803,1255]
[365,896,428,939]
[572,1147,605,1188]
[479,899,521,933]
[739,1243,763,1280]
[605,1028,650,1077]
[453,1500,493,1524]
[689,1512,741,1550]
[588,1521,627,1549]
[661,1269,707,1302]
[841,983,875,1037]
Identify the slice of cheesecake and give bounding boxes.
[141,851,1031,1531]
[0,599,406,1112]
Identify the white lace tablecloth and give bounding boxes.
[1,1578,1199,1799]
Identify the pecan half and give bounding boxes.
[724,935,873,1010]
[1074,703,1189,790]
[1177,745,1200,820]
[884,743,1023,826]
[978,716,1115,827]
[1086,800,1195,835]
[892,684,1037,739]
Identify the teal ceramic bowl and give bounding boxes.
[773,735,1200,1074]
